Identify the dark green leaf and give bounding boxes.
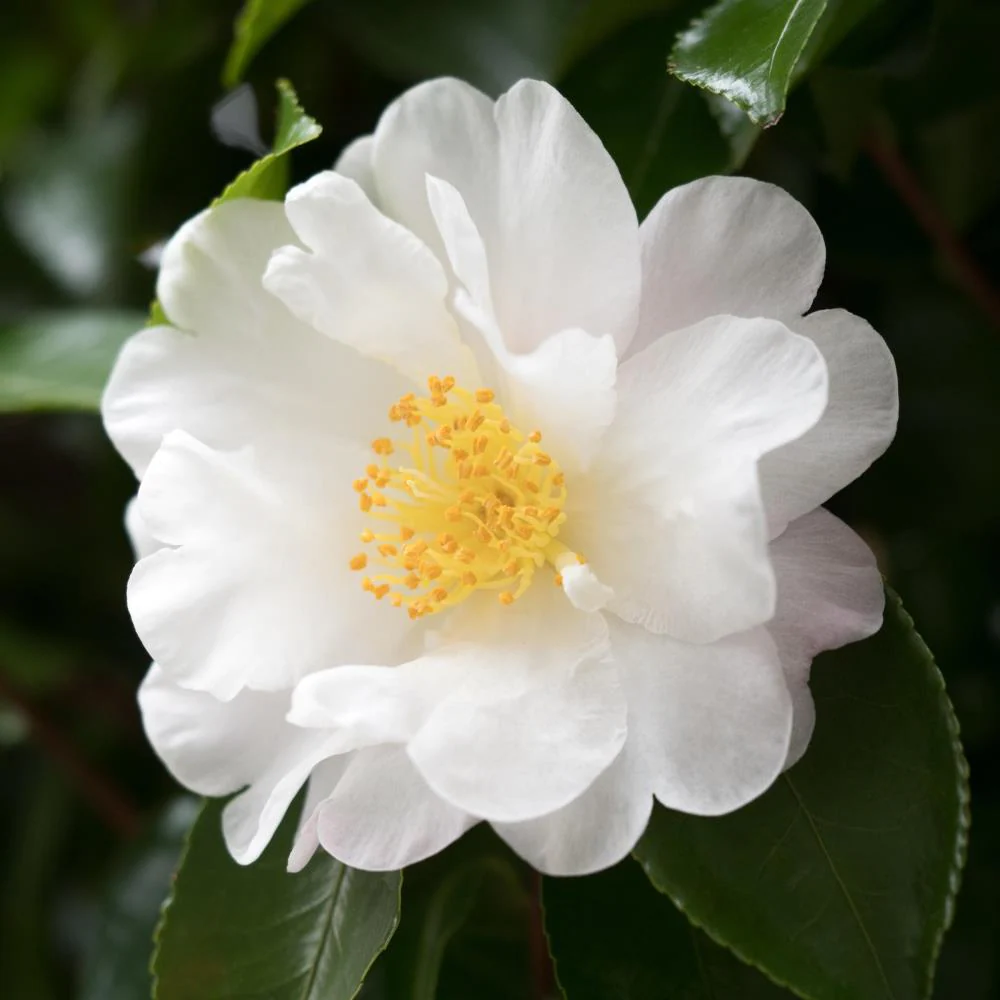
[635,590,969,1000]
[153,797,401,1000]
[383,827,532,1000]
[332,0,575,93]
[80,798,199,1000]
[216,78,322,204]
[224,0,318,87]
[561,13,732,219]
[2,107,141,298]
[670,0,829,126]
[545,857,793,999]
[0,310,144,412]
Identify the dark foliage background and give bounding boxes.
[0,0,997,997]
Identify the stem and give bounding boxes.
[0,672,140,838]
[528,869,556,999]
[863,128,1000,331]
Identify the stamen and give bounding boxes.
[352,376,572,615]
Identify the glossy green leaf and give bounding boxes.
[0,310,144,412]
[80,798,198,1000]
[383,827,532,1000]
[545,857,793,999]
[217,78,321,204]
[670,0,830,125]
[153,798,402,1000]
[634,590,969,1000]
[224,0,318,87]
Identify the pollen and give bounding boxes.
[351,376,572,616]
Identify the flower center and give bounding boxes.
[350,376,571,619]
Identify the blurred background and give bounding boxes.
[0,0,997,997]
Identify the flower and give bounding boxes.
[103,78,897,876]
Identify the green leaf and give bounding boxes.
[153,798,401,1000]
[544,857,793,999]
[670,0,830,126]
[634,590,969,1000]
[80,798,199,1000]
[561,13,731,219]
[383,827,532,1000]
[2,106,141,298]
[0,310,144,412]
[146,79,319,331]
[216,78,321,204]
[224,0,318,87]
[332,0,576,93]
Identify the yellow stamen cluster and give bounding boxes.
[350,376,569,618]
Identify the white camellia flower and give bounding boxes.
[103,78,897,876]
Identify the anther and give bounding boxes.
[349,554,368,571]
[353,478,369,492]
[475,389,495,403]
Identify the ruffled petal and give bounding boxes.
[407,590,625,822]
[310,745,475,871]
[426,175,617,472]
[610,619,793,815]
[291,588,626,824]
[128,431,414,700]
[493,743,652,876]
[102,199,404,477]
[264,171,478,386]
[629,176,825,358]
[767,507,884,767]
[760,309,898,536]
[334,135,377,201]
[374,78,640,354]
[138,665,330,864]
[574,314,828,642]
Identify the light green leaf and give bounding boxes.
[153,798,401,1000]
[670,0,830,126]
[0,310,144,412]
[544,858,793,999]
[216,78,321,204]
[634,590,969,1000]
[80,798,199,1000]
[224,0,318,87]
[146,79,319,331]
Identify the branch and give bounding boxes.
[863,128,1000,331]
[0,672,140,838]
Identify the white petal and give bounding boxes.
[575,314,828,642]
[629,176,825,358]
[128,431,413,700]
[610,619,793,815]
[407,590,626,822]
[102,200,405,477]
[138,665,328,864]
[312,745,475,871]
[760,309,899,536]
[334,135,377,201]
[768,507,885,767]
[124,497,158,560]
[288,756,350,873]
[264,171,478,387]
[426,175,617,472]
[374,78,640,354]
[494,744,652,876]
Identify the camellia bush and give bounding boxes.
[5,0,998,998]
